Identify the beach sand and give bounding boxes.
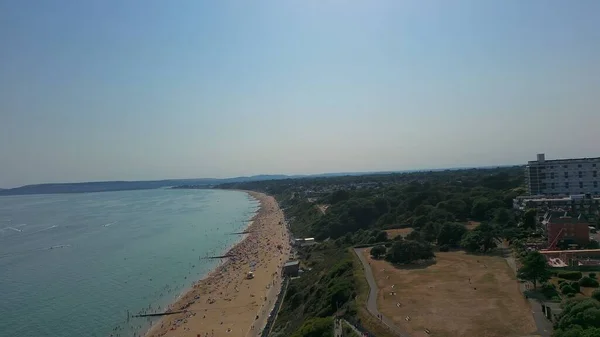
[145,191,290,337]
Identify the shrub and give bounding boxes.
[439,244,450,252]
[558,280,566,286]
[561,285,576,295]
[557,271,583,280]
[370,245,387,259]
[540,283,559,299]
[579,276,600,288]
[590,272,597,279]
[567,293,576,298]
[592,289,600,301]
[570,281,580,293]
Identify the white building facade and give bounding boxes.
[525,154,600,196]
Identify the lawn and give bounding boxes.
[364,250,537,337]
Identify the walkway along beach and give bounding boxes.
[145,191,291,337]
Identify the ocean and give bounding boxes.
[0,188,258,337]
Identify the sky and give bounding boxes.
[1,0,600,188]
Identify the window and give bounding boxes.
[565,182,569,188]
[580,182,583,188]
[551,182,555,189]
[563,165,568,168]
[594,163,597,167]
[542,183,547,189]
[579,171,583,178]
[594,171,597,177]
[578,164,582,168]
[551,172,555,179]
[595,181,598,188]
[565,172,569,178]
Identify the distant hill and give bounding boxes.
[0,166,515,196]
[0,175,293,196]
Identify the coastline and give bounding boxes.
[145,191,290,337]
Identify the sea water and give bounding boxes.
[0,189,258,337]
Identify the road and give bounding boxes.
[353,248,411,337]
[502,246,553,337]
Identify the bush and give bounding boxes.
[370,245,386,259]
[590,272,597,279]
[439,244,450,252]
[540,283,559,299]
[567,293,576,298]
[579,276,600,288]
[570,281,581,293]
[558,279,566,286]
[557,271,583,280]
[592,289,600,301]
[561,285,576,295]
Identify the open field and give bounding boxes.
[364,250,537,337]
[384,228,414,239]
[465,221,481,230]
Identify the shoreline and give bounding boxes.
[145,190,290,337]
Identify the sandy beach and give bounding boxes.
[145,191,290,337]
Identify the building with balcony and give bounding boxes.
[525,153,600,196]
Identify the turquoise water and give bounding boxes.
[0,189,258,337]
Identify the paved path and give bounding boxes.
[334,318,343,337]
[502,246,552,337]
[353,248,411,337]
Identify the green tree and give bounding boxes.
[291,317,334,337]
[461,231,483,252]
[405,230,422,241]
[523,209,537,229]
[437,223,467,246]
[370,245,386,259]
[517,251,551,289]
[385,240,435,264]
[493,208,511,225]
[555,298,600,333]
[477,222,499,252]
[471,197,491,220]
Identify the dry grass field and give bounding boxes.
[364,250,537,337]
[384,228,414,239]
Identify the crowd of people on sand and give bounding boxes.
[132,193,290,337]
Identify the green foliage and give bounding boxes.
[554,298,600,333]
[558,271,583,281]
[561,285,576,295]
[554,326,600,337]
[461,231,483,252]
[540,283,559,299]
[370,245,386,259]
[580,276,600,288]
[439,244,450,252]
[436,223,467,246]
[590,273,597,279]
[571,281,581,293]
[517,251,551,289]
[523,209,537,229]
[385,240,435,264]
[405,230,422,241]
[591,289,600,301]
[290,317,334,337]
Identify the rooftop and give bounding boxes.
[528,156,600,165]
[284,260,300,267]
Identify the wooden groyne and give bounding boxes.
[202,254,236,259]
[130,310,185,318]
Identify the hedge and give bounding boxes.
[557,271,583,280]
[579,276,600,288]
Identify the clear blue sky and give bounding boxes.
[1,0,599,188]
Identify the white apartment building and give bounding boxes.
[525,154,600,196]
